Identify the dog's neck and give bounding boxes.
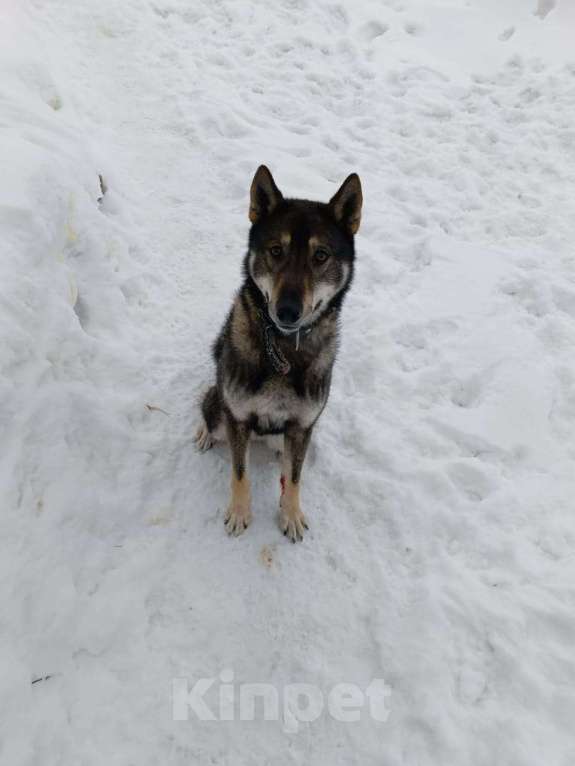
[243,278,337,376]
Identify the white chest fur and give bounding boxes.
[223,378,324,431]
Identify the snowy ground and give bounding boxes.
[2,0,575,763]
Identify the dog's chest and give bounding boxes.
[224,378,323,433]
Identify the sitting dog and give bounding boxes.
[195,165,362,541]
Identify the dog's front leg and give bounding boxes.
[280,422,312,542]
[224,413,252,536]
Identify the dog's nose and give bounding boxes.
[276,294,302,326]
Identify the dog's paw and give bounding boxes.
[224,504,252,537]
[279,502,308,543]
[194,423,213,453]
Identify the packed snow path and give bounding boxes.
[2,0,575,763]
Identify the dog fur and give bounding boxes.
[195,165,362,541]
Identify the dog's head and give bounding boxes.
[245,166,362,333]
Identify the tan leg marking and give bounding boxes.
[224,415,252,537]
[279,475,308,543]
[279,428,310,543]
[225,474,252,536]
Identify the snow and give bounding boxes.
[2,0,575,763]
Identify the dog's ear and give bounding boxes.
[329,173,362,235]
[249,165,283,223]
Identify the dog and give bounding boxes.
[195,165,362,541]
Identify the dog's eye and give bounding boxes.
[269,244,283,259]
[314,248,330,265]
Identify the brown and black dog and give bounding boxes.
[195,166,362,541]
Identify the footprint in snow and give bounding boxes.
[392,319,458,350]
[446,462,496,502]
[450,364,501,410]
[359,20,389,43]
[551,285,575,318]
[499,26,515,41]
[500,276,552,318]
[404,21,422,36]
[328,4,349,30]
[534,0,556,20]
[458,667,487,704]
